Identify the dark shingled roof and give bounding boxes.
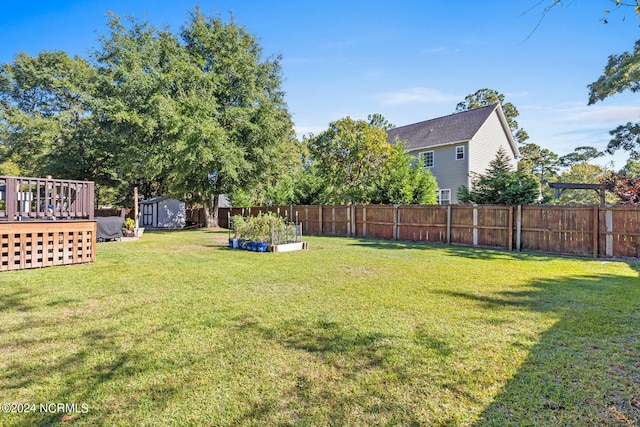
[386,103,499,151]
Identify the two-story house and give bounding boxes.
[386,103,520,204]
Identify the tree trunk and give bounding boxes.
[203,193,220,228]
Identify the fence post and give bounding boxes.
[446,205,452,245]
[516,205,522,252]
[331,207,336,235]
[593,205,599,258]
[508,205,513,251]
[351,205,356,238]
[319,205,323,235]
[472,204,478,247]
[605,208,613,257]
[393,205,399,241]
[363,207,367,237]
[346,205,351,237]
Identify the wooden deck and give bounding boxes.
[0,175,97,271]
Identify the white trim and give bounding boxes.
[418,150,434,168]
[455,145,464,160]
[438,189,451,205]
[408,140,470,153]
[493,104,520,158]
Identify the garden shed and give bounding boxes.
[139,196,186,229]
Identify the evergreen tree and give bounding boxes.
[458,148,539,205]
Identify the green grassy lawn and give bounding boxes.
[0,230,638,426]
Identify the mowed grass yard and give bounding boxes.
[0,230,639,426]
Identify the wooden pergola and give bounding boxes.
[548,182,606,205]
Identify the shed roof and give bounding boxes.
[140,196,167,204]
[386,103,503,151]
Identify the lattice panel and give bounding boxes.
[0,222,96,271]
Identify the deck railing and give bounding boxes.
[0,176,94,221]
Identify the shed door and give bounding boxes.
[142,203,154,226]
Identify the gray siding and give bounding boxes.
[410,142,469,204]
[468,110,518,175]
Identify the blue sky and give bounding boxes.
[1,0,639,169]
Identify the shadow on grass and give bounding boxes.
[230,261,640,425]
[466,263,640,426]
[0,303,178,426]
[232,315,453,425]
[344,236,559,262]
[0,288,34,312]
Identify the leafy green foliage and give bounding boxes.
[369,143,438,205]
[306,116,438,205]
[458,147,539,205]
[306,117,392,204]
[558,163,614,205]
[620,158,640,177]
[588,39,640,159]
[559,146,604,167]
[0,9,297,219]
[0,51,120,198]
[231,212,295,244]
[589,39,640,105]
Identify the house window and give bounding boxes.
[419,151,434,168]
[456,146,464,160]
[438,189,451,205]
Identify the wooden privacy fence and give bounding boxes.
[218,204,640,259]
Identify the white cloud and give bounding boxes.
[375,87,460,106]
[518,102,639,169]
[504,91,529,99]
[561,105,640,126]
[422,47,459,54]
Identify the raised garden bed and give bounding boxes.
[228,212,307,253]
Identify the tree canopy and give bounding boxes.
[304,116,438,205]
[0,8,298,226]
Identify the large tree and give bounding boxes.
[588,39,640,159]
[559,146,605,167]
[306,116,438,205]
[306,117,392,204]
[558,163,614,205]
[455,88,529,144]
[1,9,297,225]
[369,142,438,205]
